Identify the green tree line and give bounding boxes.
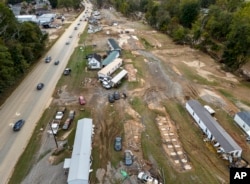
[0,3,47,94]
[101,0,250,72]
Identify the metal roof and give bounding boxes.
[111,69,128,84]
[108,38,121,51]
[235,111,250,126]
[187,100,242,153]
[67,118,93,184]
[102,50,120,66]
[98,58,122,76]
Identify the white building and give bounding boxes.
[64,118,93,184]
[16,15,40,24]
[87,53,102,69]
[186,99,242,158]
[234,111,250,137]
[98,58,123,79]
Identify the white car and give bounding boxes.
[55,112,64,120]
[138,172,159,184]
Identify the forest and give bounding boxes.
[0,3,47,94]
[97,0,250,72]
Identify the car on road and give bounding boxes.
[137,172,159,184]
[62,118,72,130]
[13,119,25,131]
[79,96,86,105]
[66,41,70,45]
[124,150,133,166]
[68,110,75,120]
[37,83,44,90]
[69,35,73,38]
[74,27,78,30]
[114,136,122,151]
[54,60,59,65]
[45,56,52,63]
[108,93,115,103]
[63,68,71,75]
[114,91,120,100]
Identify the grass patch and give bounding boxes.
[139,37,154,49]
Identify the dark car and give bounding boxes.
[54,60,59,65]
[63,68,71,75]
[45,56,52,63]
[65,41,70,45]
[79,96,86,105]
[124,150,133,166]
[114,136,122,151]
[37,83,44,90]
[108,93,115,103]
[68,110,75,120]
[114,91,120,100]
[62,118,72,130]
[13,119,25,131]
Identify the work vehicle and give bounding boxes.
[108,93,115,103]
[62,118,72,130]
[37,83,44,90]
[55,107,66,120]
[45,56,52,63]
[79,96,86,105]
[137,172,159,184]
[63,68,71,75]
[114,136,122,151]
[124,150,133,166]
[13,119,25,131]
[68,110,75,120]
[54,60,59,65]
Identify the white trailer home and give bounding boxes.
[111,69,128,87]
[97,58,123,79]
[186,99,242,158]
[234,111,250,137]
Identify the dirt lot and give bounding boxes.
[22,7,250,184]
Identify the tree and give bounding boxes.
[179,0,199,28]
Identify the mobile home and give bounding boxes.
[234,111,250,137]
[111,69,128,87]
[98,58,123,79]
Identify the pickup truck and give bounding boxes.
[55,107,66,120]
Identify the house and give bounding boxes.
[111,69,128,87]
[186,100,242,158]
[64,118,93,184]
[102,50,120,67]
[87,53,102,69]
[38,13,56,25]
[234,111,250,137]
[108,38,121,52]
[98,58,123,79]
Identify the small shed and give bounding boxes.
[234,111,250,137]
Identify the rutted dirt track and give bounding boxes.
[21,6,250,184]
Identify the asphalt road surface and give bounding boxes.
[0,2,92,183]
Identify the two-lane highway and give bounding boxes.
[0,2,92,183]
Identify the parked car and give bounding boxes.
[114,136,122,151]
[45,56,52,63]
[63,68,71,75]
[13,119,25,131]
[124,150,133,166]
[68,110,75,120]
[55,107,66,120]
[108,93,115,103]
[79,96,86,105]
[65,41,70,45]
[74,27,78,30]
[113,91,120,100]
[37,83,44,90]
[54,60,59,65]
[138,172,159,184]
[62,118,72,130]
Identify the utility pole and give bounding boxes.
[48,121,58,148]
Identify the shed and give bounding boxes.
[234,111,250,137]
[102,50,120,67]
[186,100,242,158]
[65,118,93,184]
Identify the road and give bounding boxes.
[0,2,92,183]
